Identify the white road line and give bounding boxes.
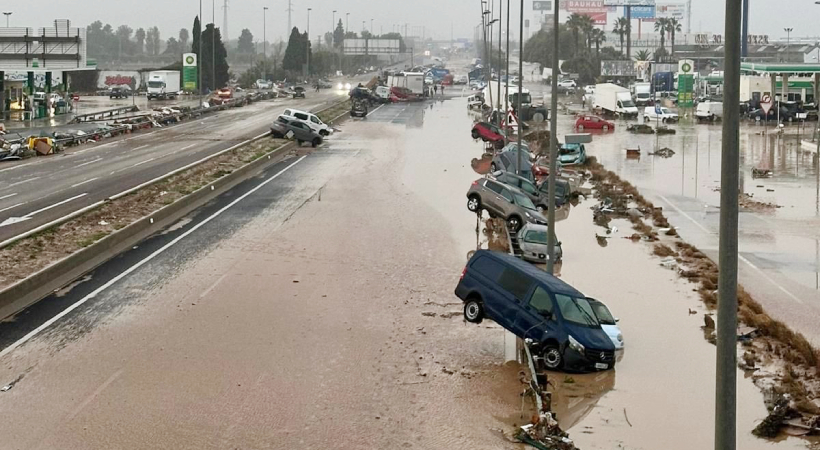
[66,368,124,421]
[76,158,102,168]
[71,177,100,188]
[0,156,307,360]
[0,193,18,200]
[0,202,25,214]
[658,194,805,305]
[8,177,41,188]
[0,164,30,174]
[180,143,197,151]
[132,157,156,167]
[200,272,230,299]
[25,193,88,217]
[133,144,150,151]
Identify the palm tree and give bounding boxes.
[566,14,583,55]
[578,15,595,53]
[591,28,606,58]
[634,49,652,61]
[654,18,669,51]
[612,17,629,55]
[666,18,682,56]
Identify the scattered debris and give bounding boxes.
[648,147,676,158]
[421,312,437,317]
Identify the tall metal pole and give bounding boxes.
[346,13,349,35]
[504,0,510,143]
[626,6,632,59]
[263,7,268,81]
[3,12,11,28]
[307,8,312,78]
[199,0,203,106]
[497,0,503,113]
[332,10,337,71]
[212,0,216,89]
[546,0,559,274]
[716,0,741,447]
[516,0,524,176]
[741,0,749,58]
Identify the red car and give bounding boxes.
[575,115,614,131]
[471,122,505,148]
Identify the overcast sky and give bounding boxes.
[4,0,816,44]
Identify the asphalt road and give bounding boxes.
[0,89,350,244]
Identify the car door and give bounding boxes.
[591,117,601,129]
[497,187,515,216]
[514,285,557,340]
[492,267,534,332]
[482,180,506,214]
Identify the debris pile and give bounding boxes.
[516,413,578,450]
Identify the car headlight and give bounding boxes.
[617,333,624,343]
[337,83,343,90]
[568,335,585,354]
[345,83,352,90]
[525,212,533,218]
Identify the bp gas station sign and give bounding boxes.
[677,59,694,107]
[183,53,198,91]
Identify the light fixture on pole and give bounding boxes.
[784,27,793,62]
[2,12,11,28]
[346,13,350,34]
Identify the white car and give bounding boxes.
[589,299,624,349]
[584,85,595,95]
[558,79,577,88]
[336,82,352,90]
[255,79,272,89]
[282,108,334,136]
[643,106,679,123]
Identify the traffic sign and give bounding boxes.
[655,103,662,114]
[760,94,773,115]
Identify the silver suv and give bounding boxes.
[466,177,549,232]
[270,115,323,147]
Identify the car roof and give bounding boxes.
[487,177,529,196]
[472,250,584,296]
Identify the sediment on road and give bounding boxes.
[583,156,820,435]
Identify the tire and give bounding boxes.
[662,118,667,124]
[507,215,522,232]
[471,130,480,139]
[577,124,584,131]
[644,116,649,123]
[602,125,609,131]
[312,138,321,147]
[543,345,563,370]
[537,205,547,213]
[490,163,497,172]
[319,130,329,136]
[297,139,303,146]
[463,298,484,323]
[467,195,481,212]
[533,112,545,122]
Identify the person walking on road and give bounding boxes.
[434,84,439,95]
[440,84,445,96]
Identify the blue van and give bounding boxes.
[455,250,616,372]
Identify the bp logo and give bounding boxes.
[186,55,195,65]
[681,62,692,73]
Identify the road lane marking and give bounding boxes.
[76,158,103,168]
[0,193,18,200]
[180,143,197,151]
[133,144,149,151]
[0,156,307,359]
[658,194,805,305]
[0,164,30,174]
[67,368,124,420]
[7,177,41,188]
[132,157,156,167]
[0,202,25,214]
[200,272,230,298]
[71,177,100,188]
[25,193,88,217]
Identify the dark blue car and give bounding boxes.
[455,250,615,372]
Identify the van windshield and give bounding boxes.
[555,294,600,327]
[589,301,616,325]
[147,81,164,88]
[621,99,635,107]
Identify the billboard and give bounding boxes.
[343,38,401,55]
[656,2,685,20]
[603,0,655,5]
[533,1,553,10]
[564,1,607,25]
[600,60,638,77]
[630,5,655,19]
[97,71,140,90]
[0,21,88,70]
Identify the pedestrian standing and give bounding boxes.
[440,84,445,96]
[434,84,439,95]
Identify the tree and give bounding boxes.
[179,28,190,53]
[634,49,652,61]
[344,31,358,39]
[612,17,628,55]
[577,15,595,53]
[324,32,333,48]
[192,16,201,55]
[164,37,181,55]
[116,25,133,56]
[654,18,669,51]
[666,18,682,56]
[361,30,373,39]
[591,28,606,58]
[200,23,229,90]
[379,32,406,52]
[654,46,669,60]
[237,28,255,54]
[523,25,574,68]
[135,28,146,54]
[333,19,345,48]
[566,14,585,55]
[283,27,309,73]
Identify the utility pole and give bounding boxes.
[212,0,216,89]
[716,0,742,448]
[199,0,203,105]
[504,0,510,144]
[222,0,229,42]
[516,0,524,176]
[263,7,268,81]
[496,0,502,113]
[545,0,559,273]
[741,0,749,58]
[287,0,293,35]
[307,8,312,79]
[626,6,632,59]
[346,13,350,34]
[784,27,793,62]
[333,10,337,72]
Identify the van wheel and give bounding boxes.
[297,139,303,146]
[507,216,522,232]
[533,112,545,122]
[312,138,321,147]
[320,130,329,136]
[471,130,480,139]
[490,163,497,172]
[467,195,481,212]
[543,346,563,370]
[464,299,484,323]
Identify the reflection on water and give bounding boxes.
[549,369,616,431]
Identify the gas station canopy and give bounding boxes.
[741,62,820,75]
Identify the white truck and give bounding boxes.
[387,72,425,96]
[632,82,652,106]
[592,83,639,118]
[146,70,180,100]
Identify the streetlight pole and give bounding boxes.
[371,19,374,35]
[199,0,203,106]
[2,12,11,28]
[212,0,216,89]
[363,21,366,33]
[504,0,510,143]
[496,0,502,113]
[307,8,312,79]
[545,0,559,274]
[263,7,269,81]
[332,10,337,72]
[346,13,350,34]
[784,27,793,62]
[716,0,742,448]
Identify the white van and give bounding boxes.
[282,108,333,136]
[643,106,679,123]
[695,102,723,122]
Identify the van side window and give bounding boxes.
[284,109,292,116]
[295,113,308,120]
[471,256,504,280]
[310,116,321,124]
[485,180,504,194]
[499,189,513,203]
[529,287,554,316]
[497,268,533,301]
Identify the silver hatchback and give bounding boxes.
[466,177,549,232]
